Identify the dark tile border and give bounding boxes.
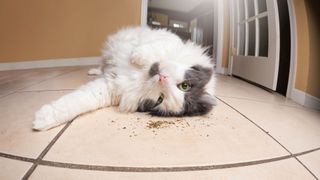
[0,147,319,173]
[21,121,73,180]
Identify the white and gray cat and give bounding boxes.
[33,27,216,131]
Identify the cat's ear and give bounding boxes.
[191,65,213,76]
[183,93,216,116]
[200,93,217,107]
[191,93,216,115]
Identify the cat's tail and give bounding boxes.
[32,78,115,131]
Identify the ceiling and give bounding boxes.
[148,0,214,12]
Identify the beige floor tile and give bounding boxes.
[298,150,320,178]
[221,97,320,153]
[30,159,314,180]
[0,157,31,180]
[44,100,288,167]
[0,91,71,157]
[215,75,299,107]
[23,67,96,91]
[0,67,78,98]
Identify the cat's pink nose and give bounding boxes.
[159,74,167,84]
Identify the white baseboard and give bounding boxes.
[305,93,320,110]
[216,67,228,75]
[0,57,100,71]
[291,88,320,110]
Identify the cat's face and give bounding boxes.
[137,62,216,116]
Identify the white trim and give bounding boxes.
[0,57,100,71]
[228,0,235,75]
[215,0,225,75]
[217,67,228,75]
[291,88,320,110]
[286,0,297,97]
[271,0,281,90]
[244,0,249,56]
[140,0,148,26]
[291,88,306,105]
[305,93,320,110]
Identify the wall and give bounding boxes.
[305,0,320,98]
[293,0,320,98]
[292,0,310,94]
[0,0,141,63]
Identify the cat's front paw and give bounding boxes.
[33,104,57,131]
[130,55,145,67]
[88,68,102,75]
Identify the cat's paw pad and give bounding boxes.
[33,105,57,131]
[88,68,102,76]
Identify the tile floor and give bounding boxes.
[0,66,319,180]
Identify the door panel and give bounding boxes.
[231,0,280,90]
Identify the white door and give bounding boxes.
[230,0,280,90]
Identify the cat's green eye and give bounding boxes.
[178,82,191,92]
[157,94,164,104]
[154,93,164,107]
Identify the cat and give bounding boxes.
[32,27,216,131]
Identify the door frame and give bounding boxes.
[140,0,148,27]
[214,0,226,74]
[286,0,297,98]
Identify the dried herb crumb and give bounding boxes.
[147,120,175,129]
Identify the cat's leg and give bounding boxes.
[33,78,114,131]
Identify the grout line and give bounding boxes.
[0,152,35,163]
[295,157,319,180]
[216,96,319,179]
[0,146,319,173]
[38,155,293,172]
[18,89,76,93]
[216,97,294,153]
[15,147,320,173]
[0,68,82,101]
[21,121,73,180]
[17,68,82,92]
[215,95,301,108]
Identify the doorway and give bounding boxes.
[143,0,216,60]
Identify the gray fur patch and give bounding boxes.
[149,62,160,77]
[183,65,215,116]
[137,99,156,112]
[149,65,215,117]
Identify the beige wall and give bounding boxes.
[305,0,320,98]
[293,0,320,98]
[0,0,141,63]
[293,0,310,93]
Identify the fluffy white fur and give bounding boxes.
[33,27,215,131]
